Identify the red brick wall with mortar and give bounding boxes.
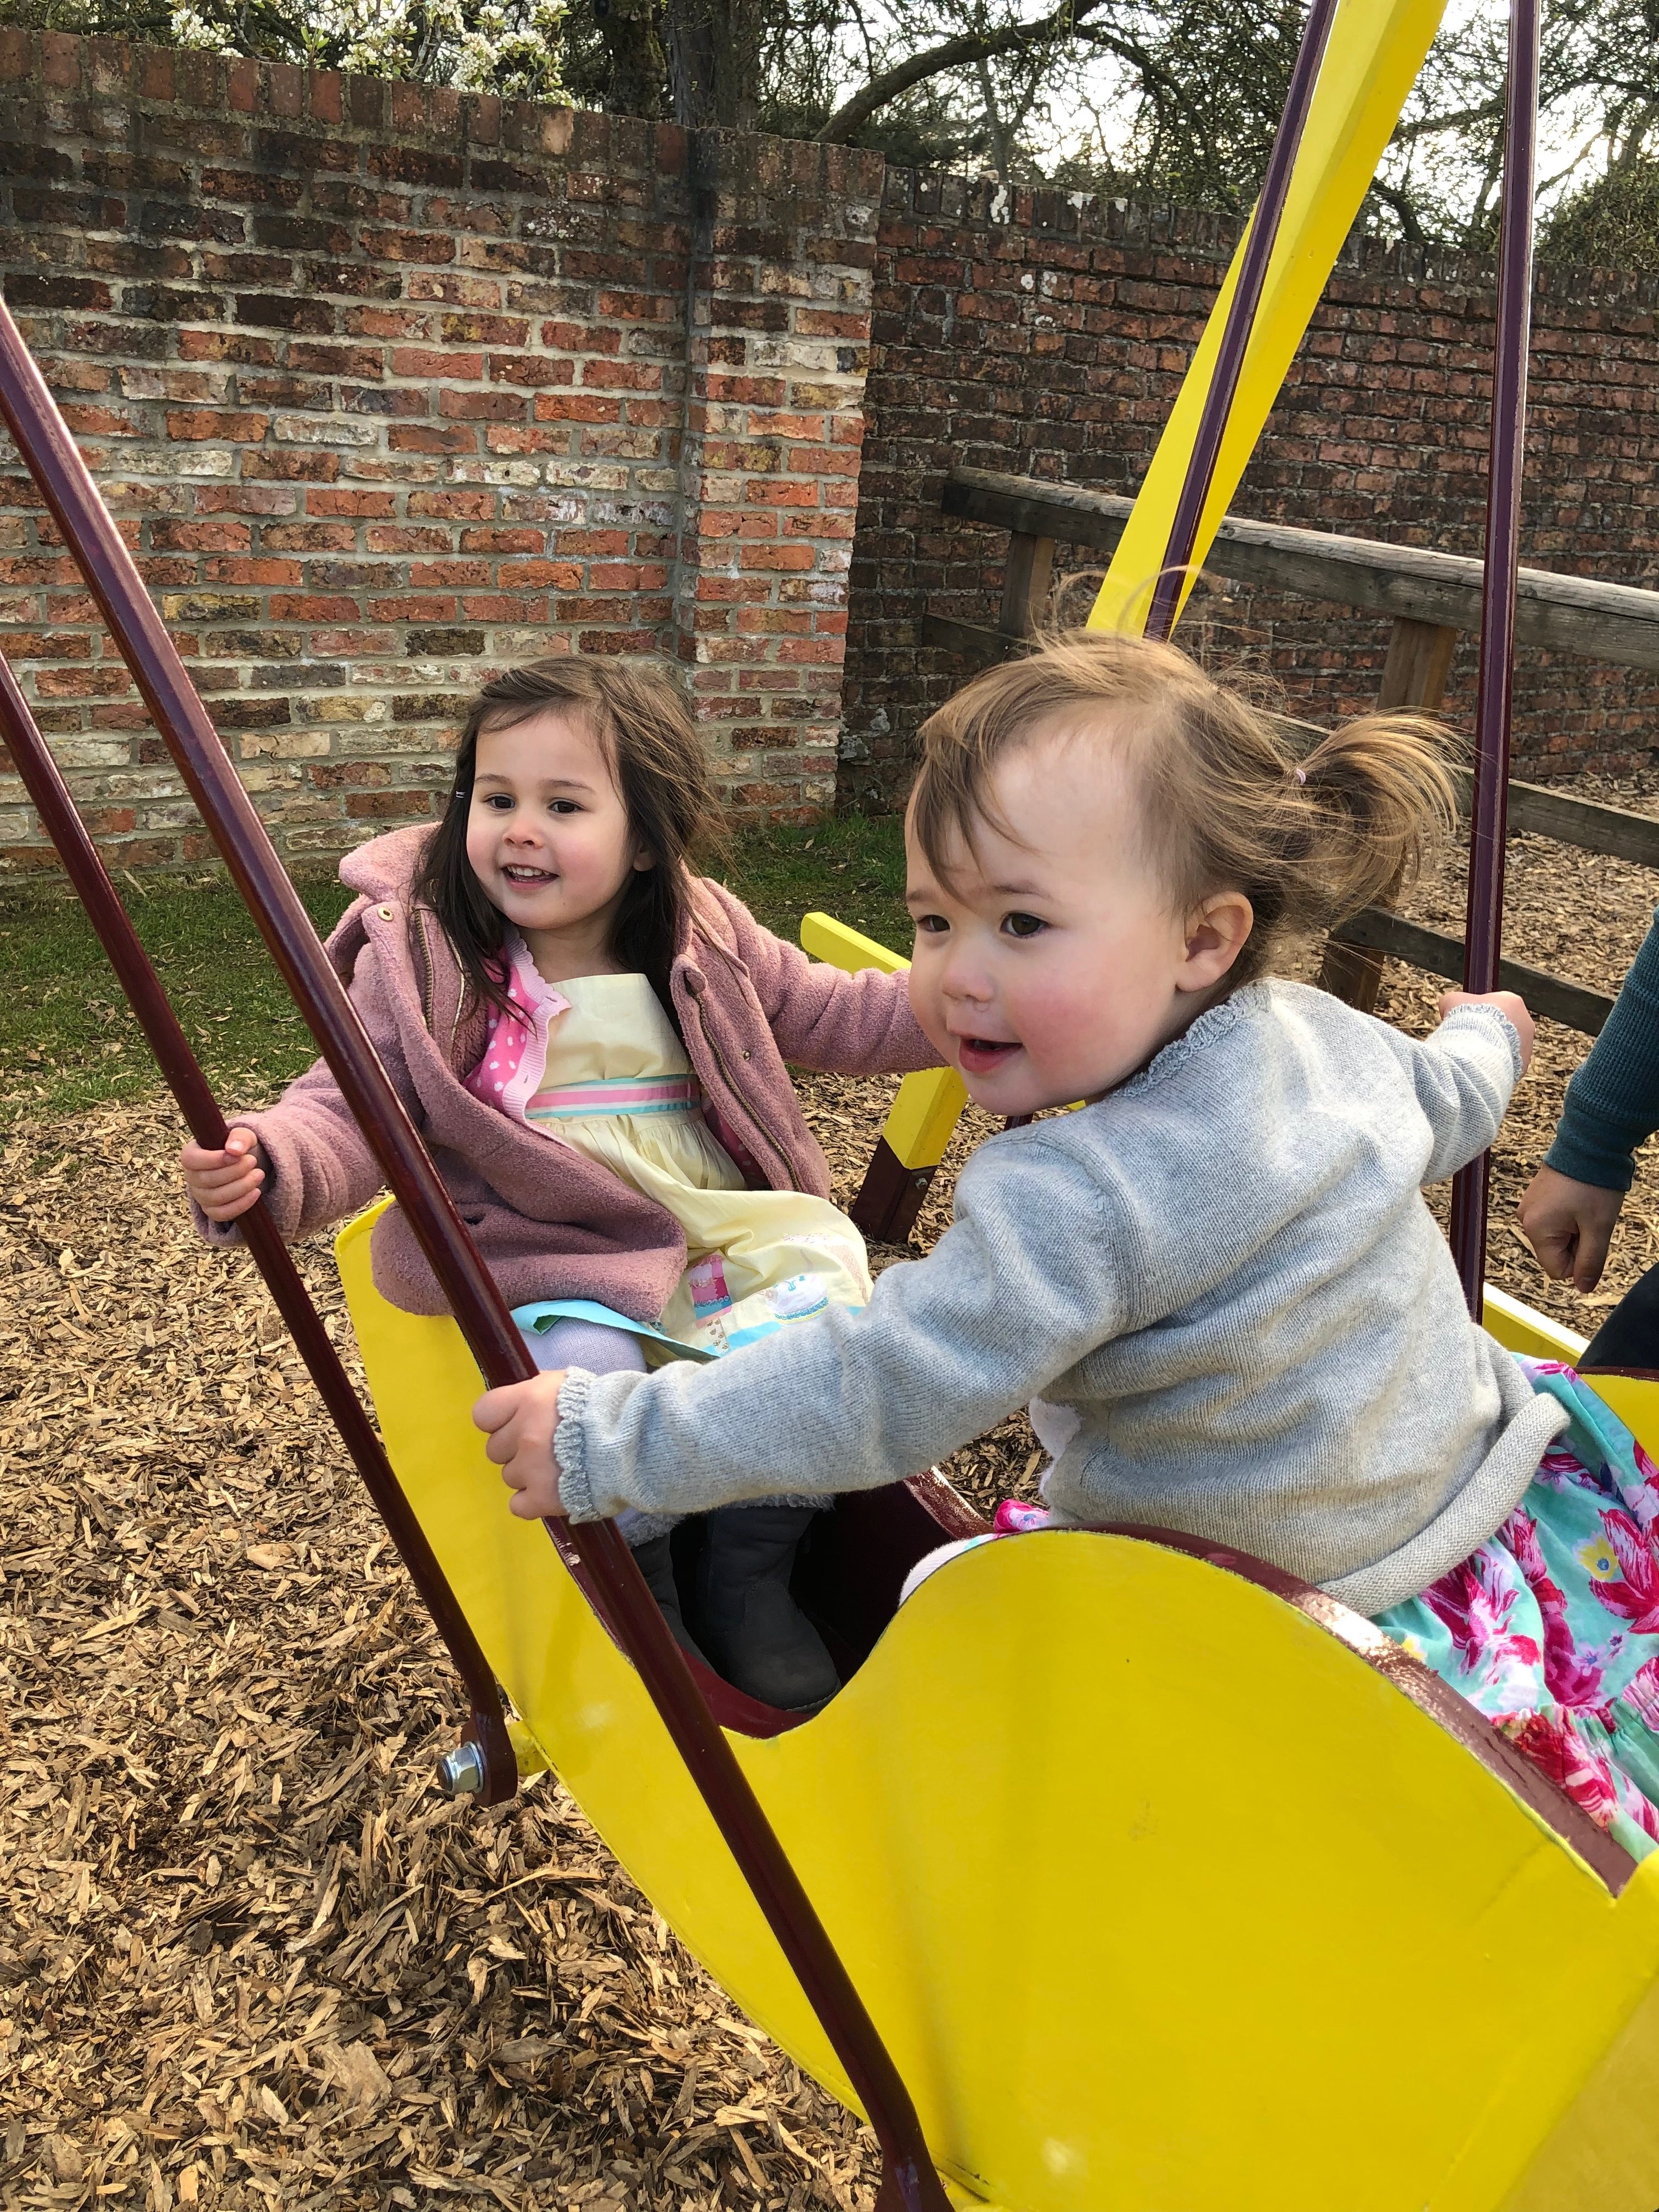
[0,30,879,875]
[841,169,1659,811]
[5,34,1656,874]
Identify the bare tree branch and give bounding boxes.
[814,0,1104,143]
[1389,96,1504,148]
[1365,176,1428,244]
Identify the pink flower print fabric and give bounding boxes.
[1374,1356,1659,1861]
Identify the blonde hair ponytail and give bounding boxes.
[1289,712,1461,923]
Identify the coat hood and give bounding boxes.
[338,823,437,906]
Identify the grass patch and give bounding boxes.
[0,814,909,1125]
[725,811,910,951]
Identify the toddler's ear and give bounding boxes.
[1180,890,1254,989]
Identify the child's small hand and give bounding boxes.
[1439,989,1534,1073]
[180,1127,266,1221]
[474,1372,570,1521]
[1517,1164,1626,1293]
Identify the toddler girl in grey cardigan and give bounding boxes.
[477,631,1659,1853]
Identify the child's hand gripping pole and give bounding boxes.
[1439,989,1535,1072]
[475,1370,571,1521]
[180,1126,267,1222]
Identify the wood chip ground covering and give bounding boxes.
[4,783,1659,2209]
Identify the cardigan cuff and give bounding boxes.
[552,1367,600,1522]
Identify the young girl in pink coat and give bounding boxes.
[180,656,936,1711]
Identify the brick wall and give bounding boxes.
[0,31,879,874]
[842,172,1659,810]
[5,35,1658,874]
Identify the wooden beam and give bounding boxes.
[1328,907,1613,1036]
[1318,615,1461,1015]
[1000,531,1054,639]
[1378,617,1460,713]
[1487,775,1659,871]
[941,469,1659,673]
[922,611,1012,663]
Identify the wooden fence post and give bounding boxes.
[1316,614,1460,1013]
[1000,532,1055,639]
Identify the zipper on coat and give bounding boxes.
[410,909,473,1066]
[411,910,437,1039]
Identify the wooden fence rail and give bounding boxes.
[936,469,1659,672]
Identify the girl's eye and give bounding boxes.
[482,794,514,811]
[1002,911,1047,939]
[549,800,581,816]
[914,914,949,935]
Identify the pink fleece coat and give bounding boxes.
[199,825,938,1319]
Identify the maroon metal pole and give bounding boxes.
[1144,0,1339,641]
[0,294,950,2212]
[0,650,518,1804]
[1449,0,1540,1314]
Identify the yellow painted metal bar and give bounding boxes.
[1090,0,1449,638]
[800,910,968,1171]
[800,911,907,978]
[1482,1284,1588,1366]
[883,1064,970,1169]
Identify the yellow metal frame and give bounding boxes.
[338,1201,1659,2212]
[1090,0,1451,638]
[800,911,968,1184]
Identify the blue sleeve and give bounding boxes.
[1546,913,1659,1193]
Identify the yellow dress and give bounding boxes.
[466,943,870,1358]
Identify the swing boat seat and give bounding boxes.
[5,0,1646,2190]
[334,909,1659,2212]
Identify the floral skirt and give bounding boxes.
[1373,1358,1659,1863]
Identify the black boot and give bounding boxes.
[697,1505,839,1712]
[630,1534,708,1668]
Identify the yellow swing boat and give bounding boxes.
[328,0,1659,2181]
[5,0,1659,2202]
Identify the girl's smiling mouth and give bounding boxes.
[955,1035,1021,1074]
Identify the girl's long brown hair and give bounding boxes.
[413,657,726,1023]
[911,629,1459,988]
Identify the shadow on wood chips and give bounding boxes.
[4,793,1659,2208]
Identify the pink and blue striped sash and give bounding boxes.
[524,1074,699,1124]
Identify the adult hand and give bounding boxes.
[1517,1165,1626,1293]
[474,1371,569,1520]
[179,1127,265,1222]
[1439,988,1535,1074]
